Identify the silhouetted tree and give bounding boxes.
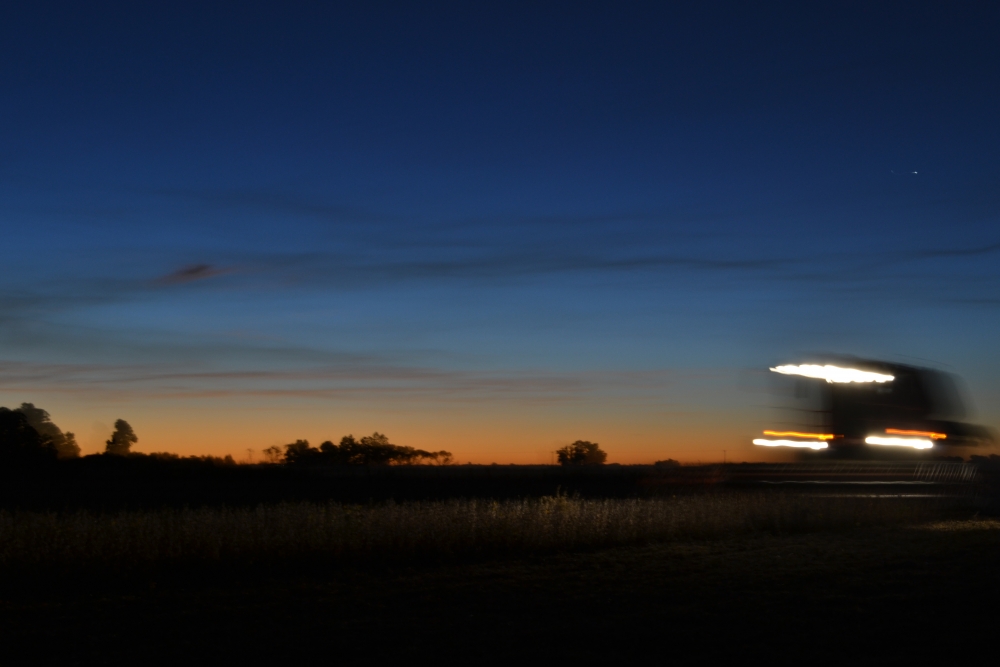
[357,432,399,464]
[284,439,321,464]
[318,439,342,461]
[0,407,58,465]
[16,403,80,458]
[427,450,453,465]
[336,435,362,463]
[105,419,138,455]
[556,440,607,465]
[262,445,284,463]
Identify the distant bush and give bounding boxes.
[143,452,237,466]
[557,440,607,465]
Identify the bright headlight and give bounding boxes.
[753,438,828,450]
[865,436,933,450]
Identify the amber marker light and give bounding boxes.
[885,428,947,439]
[763,430,835,440]
[753,439,828,450]
[865,436,933,450]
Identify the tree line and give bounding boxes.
[272,437,610,466]
[1,402,611,467]
[271,433,453,466]
[0,404,141,464]
[0,404,456,468]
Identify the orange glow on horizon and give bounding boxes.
[885,428,947,439]
[0,384,811,465]
[762,430,835,440]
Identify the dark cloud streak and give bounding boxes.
[153,263,228,286]
[0,359,693,404]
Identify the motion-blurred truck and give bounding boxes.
[754,358,994,457]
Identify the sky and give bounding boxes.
[2,2,999,462]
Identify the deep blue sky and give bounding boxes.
[2,2,998,460]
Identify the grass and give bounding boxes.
[4,517,1000,663]
[0,494,995,663]
[0,492,968,569]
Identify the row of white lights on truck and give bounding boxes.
[769,364,894,384]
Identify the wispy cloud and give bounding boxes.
[153,263,229,286]
[2,236,998,338]
[147,187,392,224]
[242,249,792,288]
[0,359,699,405]
[908,242,1000,259]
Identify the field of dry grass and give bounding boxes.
[3,513,999,664]
[0,492,967,569]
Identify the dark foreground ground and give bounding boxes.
[4,459,994,509]
[3,519,998,665]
